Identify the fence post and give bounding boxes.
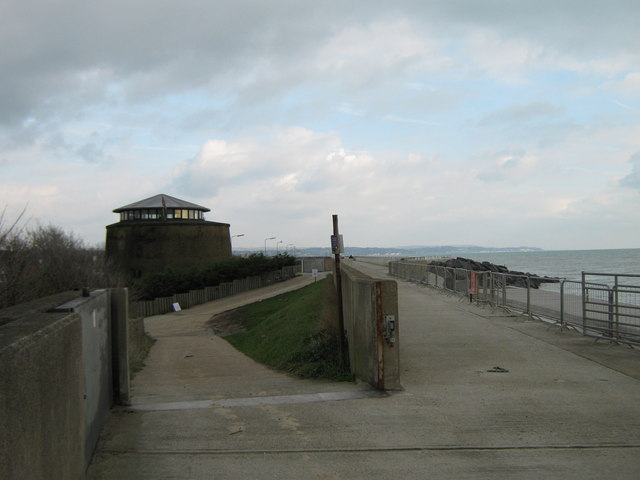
[613,275,620,340]
[560,280,565,331]
[607,289,615,339]
[581,272,587,336]
[526,276,531,320]
[502,275,506,309]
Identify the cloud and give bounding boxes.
[171,127,344,197]
[466,30,547,83]
[480,102,565,126]
[620,152,640,191]
[314,19,452,82]
[2,1,640,249]
[0,0,337,127]
[604,72,640,99]
[383,115,440,126]
[475,150,538,183]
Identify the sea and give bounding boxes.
[460,248,640,284]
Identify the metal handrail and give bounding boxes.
[389,261,640,346]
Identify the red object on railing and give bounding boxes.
[470,271,478,295]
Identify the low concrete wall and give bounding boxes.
[0,288,131,479]
[300,257,333,273]
[353,256,394,266]
[55,290,113,467]
[339,263,400,390]
[0,294,86,480]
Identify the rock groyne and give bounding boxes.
[429,257,559,288]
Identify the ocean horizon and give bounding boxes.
[459,248,640,282]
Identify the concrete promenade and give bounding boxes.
[88,262,640,479]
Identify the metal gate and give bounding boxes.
[582,273,640,345]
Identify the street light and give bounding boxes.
[276,240,283,254]
[264,236,276,255]
[287,244,296,256]
[231,234,245,255]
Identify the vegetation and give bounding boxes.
[0,209,120,308]
[220,276,353,381]
[130,253,296,300]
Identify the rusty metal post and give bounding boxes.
[375,281,385,389]
[332,214,348,369]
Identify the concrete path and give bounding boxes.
[88,265,640,479]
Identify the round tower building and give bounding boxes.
[105,194,232,277]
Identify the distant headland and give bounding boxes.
[235,245,543,257]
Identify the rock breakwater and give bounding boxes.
[429,257,559,288]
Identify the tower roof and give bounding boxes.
[113,194,210,213]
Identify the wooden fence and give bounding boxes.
[130,265,301,318]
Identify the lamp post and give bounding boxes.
[231,234,245,255]
[287,244,296,256]
[264,236,276,255]
[276,240,283,254]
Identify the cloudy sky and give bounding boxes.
[1,0,639,251]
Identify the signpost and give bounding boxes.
[332,214,348,369]
[330,234,344,255]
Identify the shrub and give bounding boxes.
[130,253,296,300]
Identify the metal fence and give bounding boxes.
[389,261,640,346]
[129,265,301,318]
[581,273,640,345]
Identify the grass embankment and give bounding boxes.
[218,276,352,381]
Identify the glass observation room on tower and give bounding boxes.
[118,208,206,221]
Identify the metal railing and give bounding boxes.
[389,261,640,346]
[581,273,640,345]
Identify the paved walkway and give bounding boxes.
[88,263,640,479]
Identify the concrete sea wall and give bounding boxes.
[339,262,400,390]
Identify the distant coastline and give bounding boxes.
[235,245,544,257]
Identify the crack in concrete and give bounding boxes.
[130,389,388,411]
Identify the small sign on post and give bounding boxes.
[330,234,344,254]
[312,268,318,281]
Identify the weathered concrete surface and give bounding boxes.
[1,294,85,480]
[88,267,640,479]
[57,290,114,468]
[340,262,400,389]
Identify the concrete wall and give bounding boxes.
[339,263,401,390]
[0,294,86,480]
[0,289,131,479]
[55,290,113,467]
[353,256,394,266]
[299,257,333,273]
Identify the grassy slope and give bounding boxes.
[224,277,352,381]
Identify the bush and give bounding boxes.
[130,253,296,300]
[1,212,115,308]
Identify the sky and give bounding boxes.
[1,0,639,251]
